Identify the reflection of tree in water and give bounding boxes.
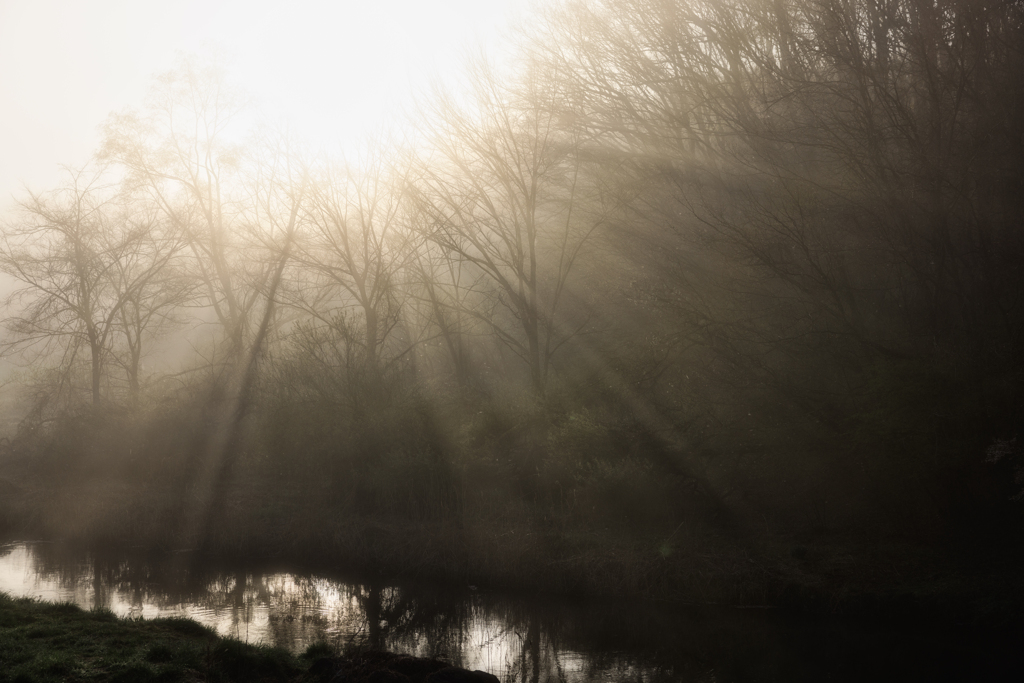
[17,546,687,680]
[28,545,143,612]
[347,586,650,683]
[222,570,264,642]
[91,559,107,612]
[261,574,362,649]
[18,545,695,680]
[27,544,253,616]
[353,582,474,662]
[10,543,989,682]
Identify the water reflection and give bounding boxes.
[0,541,1009,681]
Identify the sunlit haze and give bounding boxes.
[0,2,1020,678]
[0,0,526,209]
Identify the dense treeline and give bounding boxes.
[1,0,1022,603]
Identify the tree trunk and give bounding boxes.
[88,331,102,406]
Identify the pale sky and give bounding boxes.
[0,0,529,211]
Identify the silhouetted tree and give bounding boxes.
[530,0,1024,423]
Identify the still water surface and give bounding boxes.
[0,541,1009,681]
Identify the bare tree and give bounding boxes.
[0,167,182,406]
[410,60,601,396]
[285,149,414,391]
[528,0,1024,404]
[99,58,260,361]
[404,229,479,388]
[110,228,194,406]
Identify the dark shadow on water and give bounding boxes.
[0,541,1016,681]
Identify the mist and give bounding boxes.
[1,1,1022,680]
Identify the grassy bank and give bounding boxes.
[0,592,304,683]
[0,594,505,683]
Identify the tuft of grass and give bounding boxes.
[144,642,175,663]
[302,641,337,659]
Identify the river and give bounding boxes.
[0,540,1011,681]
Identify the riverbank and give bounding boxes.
[0,593,505,683]
[0,592,305,682]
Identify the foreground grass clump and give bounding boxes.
[0,593,302,683]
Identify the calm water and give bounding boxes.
[0,541,1012,681]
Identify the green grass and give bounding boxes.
[0,593,307,683]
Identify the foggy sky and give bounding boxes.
[0,0,525,217]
